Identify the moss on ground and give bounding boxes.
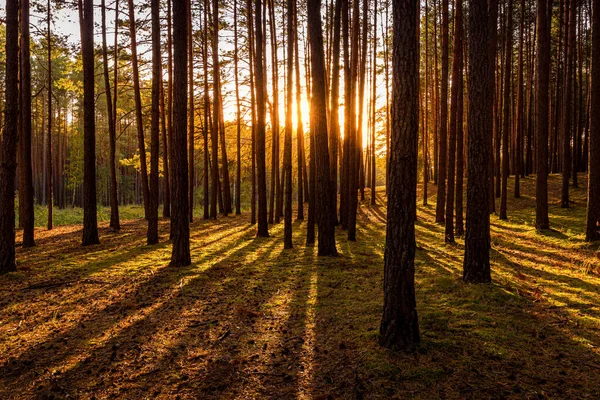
[1,174,599,399]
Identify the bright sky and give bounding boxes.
[0,0,387,148]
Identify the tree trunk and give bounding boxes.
[463,0,496,283]
[586,0,600,241]
[255,0,270,237]
[515,0,525,198]
[283,0,294,249]
[188,0,195,221]
[20,0,35,247]
[147,0,160,245]
[127,0,150,219]
[80,0,100,246]
[500,0,513,220]
[435,0,449,224]
[561,0,575,208]
[47,0,54,230]
[234,0,242,215]
[307,0,337,256]
[101,0,120,230]
[445,0,463,242]
[0,0,19,273]
[170,0,192,266]
[329,0,342,218]
[535,0,552,230]
[379,0,420,351]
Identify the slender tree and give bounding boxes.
[188,0,195,222]
[379,0,420,351]
[435,0,449,224]
[445,0,463,242]
[500,0,513,220]
[0,0,19,273]
[561,0,576,208]
[46,0,53,230]
[20,0,35,247]
[127,0,151,219]
[283,0,294,249]
[586,0,600,241]
[101,0,120,230]
[255,0,270,237]
[80,0,100,246]
[536,0,552,230]
[234,0,242,215]
[147,0,161,245]
[170,0,192,266]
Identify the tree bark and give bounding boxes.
[283,0,294,249]
[0,0,19,273]
[20,0,35,247]
[586,0,600,241]
[536,0,552,230]
[379,0,420,351]
[127,0,151,220]
[500,0,513,220]
[147,0,161,245]
[80,0,100,246]
[435,0,449,224]
[170,0,192,266]
[307,0,338,256]
[463,0,495,283]
[255,0,270,237]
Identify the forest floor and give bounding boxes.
[1,174,600,399]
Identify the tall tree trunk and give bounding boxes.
[445,0,463,242]
[80,0,100,246]
[586,0,600,241]
[379,0,420,351]
[188,0,195,221]
[561,0,575,208]
[515,0,525,198]
[248,0,257,224]
[203,0,211,220]
[170,0,192,266]
[102,0,120,230]
[339,0,350,229]
[347,0,360,241]
[210,0,219,219]
[329,0,342,219]
[500,0,513,220]
[307,0,337,256]
[370,0,377,206]
[127,0,150,219]
[283,0,294,249]
[463,0,496,283]
[455,48,464,237]
[167,0,175,224]
[147,0,161,245]
[234,0,242,215]
[435,0,449,224]
[20,0,35,247]
[47,0,53,230]
[255,0,270,237]
[535,0,552,230]
[0,0,19,273]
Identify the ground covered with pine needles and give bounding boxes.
[1,175,600,399]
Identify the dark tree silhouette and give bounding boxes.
[379,0,420,351]
[587,0,600,241]
[0,0,19,273]
[536,0,552,230]
[169,0,191,267]
[147,0,161,245]
[307,0,337,256]
[20,0,35,248]
[80,0,100,246]
[255,0,270,238]
[463,0,497,283]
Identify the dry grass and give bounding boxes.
[1,174,600,399]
